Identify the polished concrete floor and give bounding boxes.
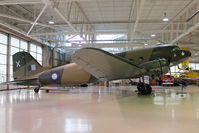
[0,85,199,133]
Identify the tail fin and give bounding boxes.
[13,51,44,80]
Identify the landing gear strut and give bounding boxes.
[34,85,41,93]
[137,77,152,95]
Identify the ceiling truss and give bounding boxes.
[0,0,198,62]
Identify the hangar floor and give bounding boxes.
[0,85,199,133]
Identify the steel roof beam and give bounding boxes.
[0,20,27,35]
[53,7,88,43]
[128,0,145,43]
[30,31,127,36]
[69,21,186,25]
[0,0,42,5]
[74,2,92,26]
[0,13,64,30]
[44,0,88,43]
[170,21,199,44]
[168,0,199,44]
[27,3,47,35]
[30,29,190,36]
[162,0,198,31]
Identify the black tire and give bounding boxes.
[34,87,40,93]
[137,83,145,94]
[145,84,152,94]
[137,83,152,95]
[80,84,88,87]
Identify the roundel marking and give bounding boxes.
[51,73,58,80]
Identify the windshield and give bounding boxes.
[172,47,180,51]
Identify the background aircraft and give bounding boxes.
[12,44,191,95]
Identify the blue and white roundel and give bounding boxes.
[51,73,58,80]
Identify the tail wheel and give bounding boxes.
[80,84,88,87]
[34,86,40,93]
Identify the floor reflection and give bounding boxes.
[118,86,199,128]
[0,90,41,105]
[65,118,92,133]
[153,89,189,105]
[0,86,199,133]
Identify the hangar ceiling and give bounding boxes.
[0,0,199,62]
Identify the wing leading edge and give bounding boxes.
[71,48,146,81]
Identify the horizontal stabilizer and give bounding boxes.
[71,48,146,81]
[1,77,39,86]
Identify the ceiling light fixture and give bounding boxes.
[48,16,55,24]
[144,42,148,46]
[162,12,169,22]
[151,34,156,37]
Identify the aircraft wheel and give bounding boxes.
[34,87,40,93]
[80,84,88,87]
[137,83,152,95]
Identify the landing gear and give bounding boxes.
[34,86,41,93]
[137,83,152,95]
[136,77,152,95]
[80,84,88,87]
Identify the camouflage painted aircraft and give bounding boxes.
[12,44,191,95]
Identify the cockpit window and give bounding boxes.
[172,47,180,51]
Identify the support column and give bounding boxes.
[28,41,30,52]
[42,46,49,67]
[6,34,11,82]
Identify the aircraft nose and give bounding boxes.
[184,50,192,57]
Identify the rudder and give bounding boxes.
[13,51,43,80]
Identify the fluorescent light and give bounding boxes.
[151,34,156,37]
[162,17,169,22]
[48,20,55,24]
[144,43,148,46]
[78,45,82,47]
[48,16,55,24]
[162,12,169,22]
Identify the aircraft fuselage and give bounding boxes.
[38,44,191,85]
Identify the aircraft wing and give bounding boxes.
[1,72,41,86]
[71,48,146,81]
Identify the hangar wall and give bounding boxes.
[0,31,44,83]
[0,30,67,83]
